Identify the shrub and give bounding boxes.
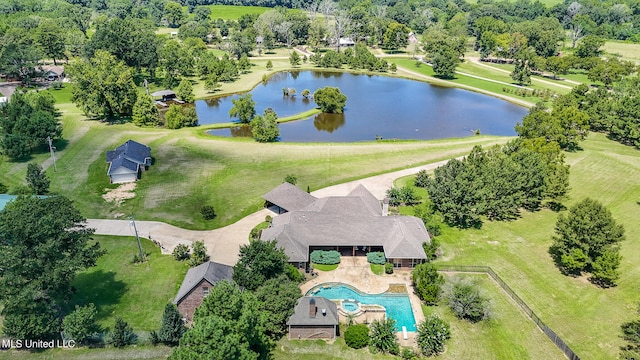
[265,215,272,223]
[367,252,386,265]
[412,263,444,305]
[385,262,394,274]
[284,174,297,185]
[416,314,451,356]
[172,244,190,261]
[200,205,216,220]
[188,240,209,266]
[63,304,100,345]
[50,81,63,90]
[344,324,369,349]
[0,182,6,193]
[422,238,441,261]
[286,263,305,283]
[414,170,429,188]
[446,277,490,322]
[107,318,137,348]
[310,250,340,265]
[369,318,399,354]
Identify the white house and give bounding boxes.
[106,140,152,184]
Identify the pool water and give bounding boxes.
[342,301,360,313]
[309,284,417,331]
[0,194,17,211]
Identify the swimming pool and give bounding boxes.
[308,283,417,331]
[0,194,16,211]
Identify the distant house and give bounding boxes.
[41,65,65,81]
[256,36,264,45]
[408,32,418,45]
[287,296,339,340]
[338,37,355,47]
[261,184,429,271]
[105,140,152,184]
[174,261,234,322]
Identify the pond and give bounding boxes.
[200,71,528,142]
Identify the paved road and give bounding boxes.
[88,158,458,265]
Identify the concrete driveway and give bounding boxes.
[88,158,453,265]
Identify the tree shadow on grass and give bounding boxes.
[69,269,127,323]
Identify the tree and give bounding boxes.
[575,35,605,58]
[446,277,490,322]
[164,1,186,28]
[266,60,273,70]
[0,29,42,84]
[25,163,49,195]
[301,89,311,98]
[314,87,347,113]
[233,240,288,291]
[250,109,280,143]
[108,317,137,348]
[154,304,186,346]
[165,105,199,129]
[229,94,256,123]
[132,94,160,127]
[173,244,191,261]
[238,55,251,73]
[412,263,444,305]
[284,174,297,185]
[0,196,103,339]
[36,20,66,65]
[289,51,301,67]
[432,47,460,79]
[160,40,194,88]
[511,48,535,85]
[254,275,301,340]
[63,304,100,345]
[383,22,409,51]
[369,318,399,355]
[416,314,451,357]
[68,50,138,118]
[176,78,195,103]
[551,198,625,287]
[0,91,61,159]
[188,240,209,267]
[344,324,369,349]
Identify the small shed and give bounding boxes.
[174,261,234,322]
[287,296,339,340]
[151,89,177,102]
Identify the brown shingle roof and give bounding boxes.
[173,261,233,304]
[287,296,338,326]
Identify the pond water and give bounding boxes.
[200,71,528,142]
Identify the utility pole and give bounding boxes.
[129,216,145,262]
[47,136,57,172]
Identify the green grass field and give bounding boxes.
[205,5,270,20]
[71,235,189,331]
[603,41,640,63]
[396,132,640,359]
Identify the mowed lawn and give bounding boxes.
[397,133,640,359]
[603,41,640,63]
[70,235,189,331]
[206,5,270,20]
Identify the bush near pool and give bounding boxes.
[310,250,341,265]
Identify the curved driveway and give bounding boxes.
[87,158,453,266]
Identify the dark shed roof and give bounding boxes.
[287,296,338,326]
[151,90,177,97]
[173,261,234,304]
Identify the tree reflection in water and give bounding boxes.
[229,125,253,137]
[313,112,345,133]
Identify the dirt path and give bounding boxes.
[88,156,477,265]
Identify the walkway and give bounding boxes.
[88,158,456,265]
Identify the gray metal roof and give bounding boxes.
[286,296,338,326]
[173,261,234,304]
[262,182,317,212]
[151,90,176,97]
[260,185,429,261]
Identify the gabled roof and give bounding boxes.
[262,182,317,212]
[173,261,234,304]
[107,156,139,175]
[287,296,338,326]
[261,185,429,260]
[41,65,64,75]
[106,140,151,166]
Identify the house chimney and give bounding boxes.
[309,298,317,318]
[382,197,389,216]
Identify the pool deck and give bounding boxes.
[300,256,424,347]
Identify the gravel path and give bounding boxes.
[88,158,458,265]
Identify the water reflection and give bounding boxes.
[229,126,252,137]
[314,113,345,133]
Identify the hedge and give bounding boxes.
[367,252,386,265]
[344,324,370,349]
[310,250,341,265]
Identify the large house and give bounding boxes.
[287,296,339,340]
[173,261,234,322]
[260,184,429,270]
[105,140,152,184]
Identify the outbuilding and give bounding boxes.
[287,296,339,340]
